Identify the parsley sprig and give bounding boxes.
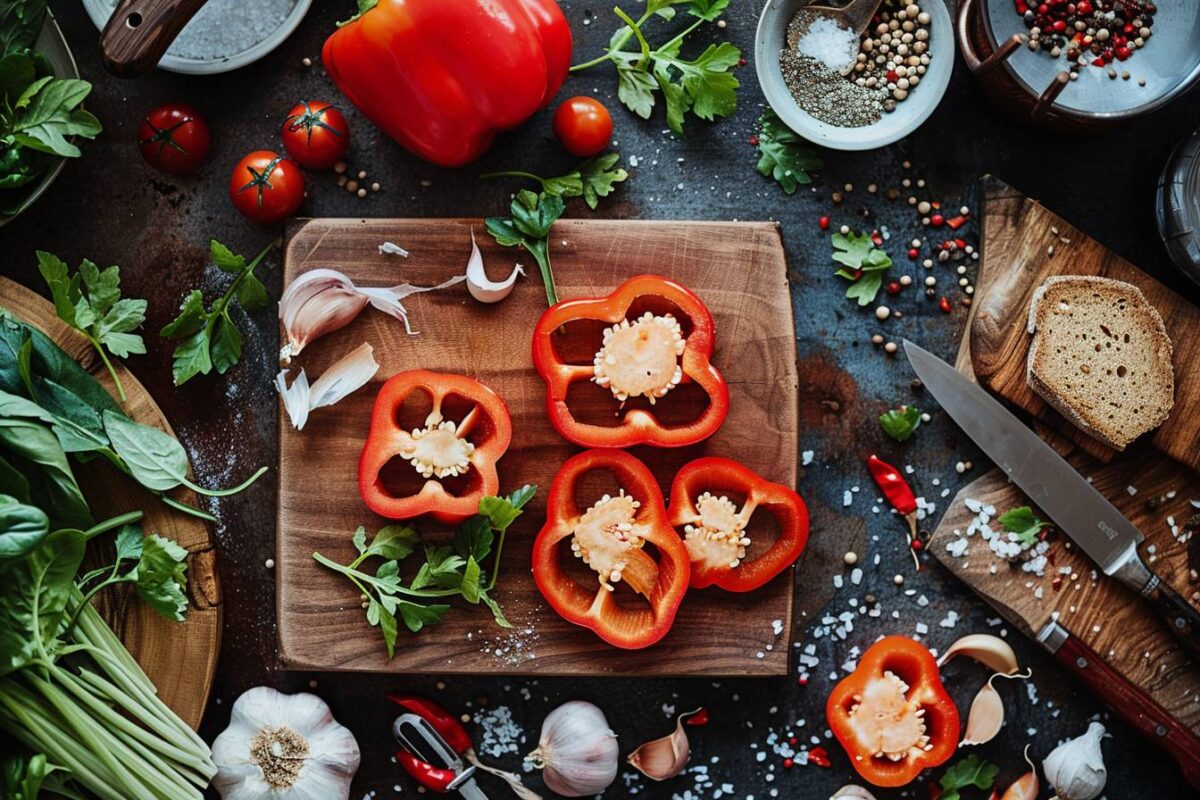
[756,109,822,194]
[37,252,146,402]
[486,191,565,306]
[832,231,893,306]
[938,755,1000,800]
[159,239,277,386]
[314,486,536,659]
[482,152,629,210]
[880,405,922,442]
[999,506,1052,550]
[571,0,739,136]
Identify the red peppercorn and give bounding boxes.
[1077,0,1092,12]
[818,216,830,230]
[749,135,759,146]
[938,296,952,313]
[783,758,794,769]
[797,676,808,686]
[911,539,923,550]
[870,230,884,246]
[738,57,747,66]
[907,248,919,259]
[930,214,944,227]
[886,281,902,295]
[1037,3,1047,13]
[886,70,899,83]
[788,736,798,745]
[1052,19,1066,32]
[1115,47,1131,60]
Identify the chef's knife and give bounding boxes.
[904,340,1200,661]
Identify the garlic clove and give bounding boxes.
[465,228,524,303]
[1000,745,1039,800]
[937,633,1021,675]
[1043,722,1108,800]
[627,708,703,781]
[960,669,1031,747]
[831,785,879,800]
[277,343,379,431]
[526,701,618,798]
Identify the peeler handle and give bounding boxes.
[100,0,209,78]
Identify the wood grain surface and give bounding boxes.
[276,218,800,675]
[971,177,1200,467]
[0,277,219,730]
[930,458,1200,735]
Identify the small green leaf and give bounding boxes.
[352,525,367,554]
[460,557,481,604]
[209,313,242,375]
[939,755,1000,800]
[398,601,449,633]
[454,515,493,561]
[755,109,822,194]
[366,525,419,560]
[160,289,207,339]
[617,60,657,119]
[113,523,144,562]
[378,603,398,657]
[999,506,1051,549]
[235,272,269,312]
[879,405,922,442]
[480,591,513,628]
[169,330,212,386]
[210,240,246,273]
[134,534,189,622]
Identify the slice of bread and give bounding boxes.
[1026,275,1175,450]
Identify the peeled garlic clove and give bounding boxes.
[1001,745,1039,800]
[465,228,524,303]
[526,701,618,797]
[831,785,878,800]
[961,669,1032,747]
[1043,722,1108,800]
[278,269,369,363]
[627,708,703,781]
[937,633,1020,675]
[276,343,379,430]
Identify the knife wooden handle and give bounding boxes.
[1055,634,1200,788]
[1145,578,1200,663]
[100,0,209,77]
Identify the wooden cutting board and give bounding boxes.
[276,218,800,675]
[971,177,1200,468]
[0,277,219,730]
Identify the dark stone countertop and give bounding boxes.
[4,1,1198,798]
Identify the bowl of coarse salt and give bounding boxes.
[84,0,312,75]
[755,0,954,151]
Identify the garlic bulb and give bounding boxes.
[212,687,360,800]
[1043,722,1108,800]
[525,701,618,797]
[831,786,878,800]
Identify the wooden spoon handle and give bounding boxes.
[100,0,210,78]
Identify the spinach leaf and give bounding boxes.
[10,78,102,158]
[0,313,120,419]
[0,527,85,675]
[0,452,30,502]
[0,493,48,565]
[0,417,90,529]
[0,0,46,59]
[101,410,189,492]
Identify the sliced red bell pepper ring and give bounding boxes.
[667,457,809,592]
[531,274,730,448]
[532,448,691,649]
[826,636,960,787]
[359,370,512,524]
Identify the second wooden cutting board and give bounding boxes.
[275,218,801,675]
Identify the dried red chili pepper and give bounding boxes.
[867,454,922,568]
[808,745,832,768]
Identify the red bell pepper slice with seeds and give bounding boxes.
[359,370,512,524]
[532,448,691,649]
[826,636,960,787]
[530,274,730,448]
[667,457,809,592]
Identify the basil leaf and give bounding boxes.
[101,410,189,492]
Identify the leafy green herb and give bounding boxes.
[755,109,822,194]
[160,239,277,386]
[832,231,893,306]
[67,523,189,630]
[0,493,46,566]
[938,755,1000,800]
[999,506,1052,550]
[485,190,565,306]
[571,0,739,136]
[36,252,146,402]
[880,405,922,442]
[482,152,629,210]
[0,751,69,800]
[314,485,536,658]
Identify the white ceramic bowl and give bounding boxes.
[82,0,312,75]
[755,0,954,151]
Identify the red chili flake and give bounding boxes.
[941,240,955,251]
[954,237,967,249]
[870,229,883,246]
[783,758,794,769]
[1115,47,1132,61]
[938,296,952,313]
[797,676,808,686]
[886,70,899,83]
[929,214,945,227]
[749,135,759,146]
[907,248,919,259]
[946,214,968,230]
[807,747,831,768]
[738,57,747,66]
[788,736,798,745]
[818,216,830,230]
[685,708,709,726]
[1052,575,1064,592]
[886,281,902,295]
[1093,58,1106,66]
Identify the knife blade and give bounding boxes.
[904,340,1200,661]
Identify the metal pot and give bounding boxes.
[956,0,1200,132]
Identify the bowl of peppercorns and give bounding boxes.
[755,0,955,150]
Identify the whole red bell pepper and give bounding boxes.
[322,0,572,167]
[826,636,960,787]
[531,275,730,448]
[667,457,809,592]
[359,370,512,524]
[532,448,691,649]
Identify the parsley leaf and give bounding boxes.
[159,239,278,386]
[756,109,822,194]
[37,252,146,403]
[880,405,922,442]
[831,231,893,306]
[999,506,1052,549]
[483,153,629,211]
[485,191,564,305]
[938,755,1000,800]
[134,534,189,622]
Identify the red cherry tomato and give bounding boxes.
[229,151,305,224]
[137,103,210,175]
[281,101,350,169]
[552,96,613,158]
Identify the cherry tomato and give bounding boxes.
[552,96,613,158]
[281,101,350,169]
[229,151,305,224]
[138,103,210,175]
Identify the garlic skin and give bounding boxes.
[276,343,379,430]
[627,708,702,781]
[1001,746,1039,800]
[1043,722,1108,800]
[937,633,1020,675]
[831,786,878,800]
[525,701,618,797]
[465,229,524,303]
[212,687,360,800]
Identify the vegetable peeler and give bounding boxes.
[391,695,488,798]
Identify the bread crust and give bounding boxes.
[1025,275,1174,450]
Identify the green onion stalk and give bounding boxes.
[0,591,216,800]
